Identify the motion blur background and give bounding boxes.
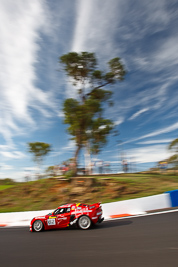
[0,0,178,181]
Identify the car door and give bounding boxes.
[46,215,58,229]
[55,208,71,228]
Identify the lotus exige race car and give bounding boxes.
[30,203,104,232]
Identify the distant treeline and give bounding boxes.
[0,178,16,185]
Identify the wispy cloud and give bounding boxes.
[61,140,76,151]
[50,140,76,158]
[69,0,178,127]
[126,144,173,164]
[0,0,55,144]
[114,117,124,126]
[0,150,26,159]
[138,122,178,140]
[0,164,13,171]
[137,139,172,145]
[129,108,149,120]
[123,122,178,145]
[0,143,26,160]
[72,0,121,57]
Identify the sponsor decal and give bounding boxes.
[57,217,67,220]
[89,205,95,209]
[92,217,97,219]
[71,210,93,215]
[49,216,56,219]
[97,211,102,215]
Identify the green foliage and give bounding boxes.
[168,138,178,167]
[90,118,114,154]
[168,138,178,151]
[108,57,126,81]
[60,52,97,84]
[64,170,75,179]
[0,178,15,185]
[27,142,52,166]
[46,166,54,172]
[60,52,126,168]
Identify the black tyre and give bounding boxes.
[33,220,44,232]
[78,215,91,230]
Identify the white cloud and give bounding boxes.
[68,0,178,127]
[49,140,76,158]
[72,0,121,57]
[124,122,178,145]
[57,110,65,118]
[72,0,92,51]
[0,164,13,171]
[62,140,76,151]
[0,170,26,181]
[129,108,149,120]
[24,166,38,172]
[152,36,178,71]
[137,139,172,145]
[0,150,26,159]
[114,117,124,126]
[122,122,178,148]
[0,0,55,144]
[126,144,173,164]
[138,122,178,140]
[0,142,26,159]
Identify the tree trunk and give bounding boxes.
[84,142,92,175]
[73,145,81,176]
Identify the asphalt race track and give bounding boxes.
[0,212,178,267]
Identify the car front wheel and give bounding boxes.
[78,216,91,230]
[33,220,44,232]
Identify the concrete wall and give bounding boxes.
[0,209,52,226]
[102,193,171,219]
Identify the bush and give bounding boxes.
[65,170,76,179]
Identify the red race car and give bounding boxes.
[30,202,104,232]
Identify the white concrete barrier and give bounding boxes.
[0,193,172,227]
[102,193,171,219]
[0,209,52,227]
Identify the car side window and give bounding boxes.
[54,207,70,215]
[66,208,71,213]
[54,208,63,215]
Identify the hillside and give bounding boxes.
[0,173,178,213]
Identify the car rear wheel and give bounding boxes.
[33,220,44,232]
[78,216,91,230]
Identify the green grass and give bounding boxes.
[0,185,15,191]
[0,173,178,213]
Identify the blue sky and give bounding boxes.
[0,0,178,180]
